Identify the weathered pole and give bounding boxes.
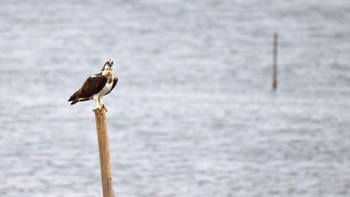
[93,107,115,197]
[272,33,278,90]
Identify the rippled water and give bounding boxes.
[1,0,350,196]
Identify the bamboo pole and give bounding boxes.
[272,33,278,90]
[93,107,115,197]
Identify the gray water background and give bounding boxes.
[1,0,350,196]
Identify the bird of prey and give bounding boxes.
[68,59,118,109]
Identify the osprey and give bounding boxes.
[68,59,118,109]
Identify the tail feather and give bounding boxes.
[68,91,90,105]
[68,92,78,102]
[70,99,78,105]
[69,91,79,105]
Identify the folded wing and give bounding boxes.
[68,75,107,105]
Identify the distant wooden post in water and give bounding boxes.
[93,107,115,197]
[272,33,278,90]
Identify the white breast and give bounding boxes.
[99,81,113,96]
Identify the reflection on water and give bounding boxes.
[1,1,350,196]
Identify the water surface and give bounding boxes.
[0,1,350,196]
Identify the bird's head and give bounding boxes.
[101,59,114,75]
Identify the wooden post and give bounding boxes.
[93,107,115,197]
[272,33,278,90]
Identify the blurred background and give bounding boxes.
[1,0,350,196]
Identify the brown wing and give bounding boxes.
[77,75,107,98]
[68,75,107,104]
[105,77,118,96]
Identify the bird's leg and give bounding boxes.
[92,96,107,111]
[93,100,100,110]
[98,97,102,108]
[98,97,107,112]
[98,97,107,111]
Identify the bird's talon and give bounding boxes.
[102,104,108,112]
